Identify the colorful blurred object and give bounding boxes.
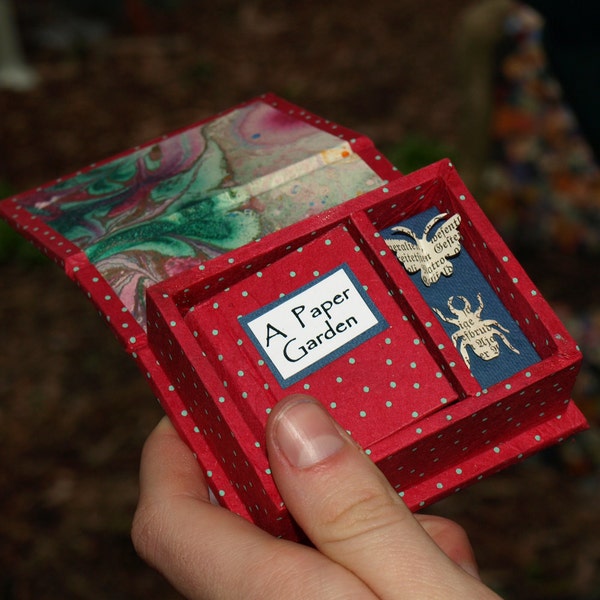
[477,3,600,446]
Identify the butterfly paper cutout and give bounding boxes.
[384,212,462,286]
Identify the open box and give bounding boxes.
[0,95,586,541]
[146,159,586,539]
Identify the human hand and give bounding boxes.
[132,394,502,599]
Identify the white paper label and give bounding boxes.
[240,264,388,387]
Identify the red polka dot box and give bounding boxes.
[0,94,587,540]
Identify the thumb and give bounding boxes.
[266,394,499,600]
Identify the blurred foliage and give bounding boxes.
[0,220,50,267]
[381,135,455,174]
[53,0,185,21]
[185,58,216,84]
[0,180,49,266]
[51,0,123,20]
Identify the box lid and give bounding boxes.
[0,93,399,351]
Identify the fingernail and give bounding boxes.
[274,398,346,468]
[460,560,481,581]
[156,415,174,431]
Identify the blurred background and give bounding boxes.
[0,0,599,598]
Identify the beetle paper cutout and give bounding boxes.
[433,293,520,369]
[384,212,461,286]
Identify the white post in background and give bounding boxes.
[0,0,39,91]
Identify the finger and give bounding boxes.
[137,416,211,502]
[267,395,499,600]
[132,417,377,600]
[415,514,480,579]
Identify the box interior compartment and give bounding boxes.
[146,160,584,534]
